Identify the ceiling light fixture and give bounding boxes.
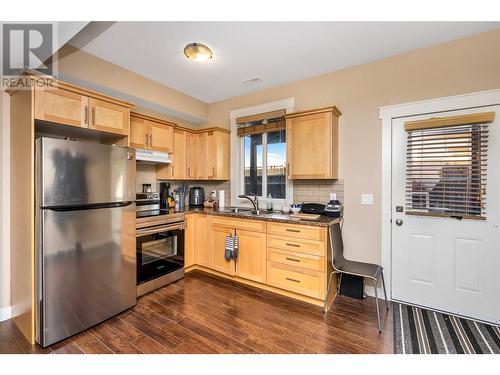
[184,43,213,62]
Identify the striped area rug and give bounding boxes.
[393,302,500,354]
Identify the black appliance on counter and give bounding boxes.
[301,202,326,215]
[325,200,343,218]
[301,200,343,218]
[135,193,185,296]
[189,186,205,206]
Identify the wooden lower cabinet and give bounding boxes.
[194,215,211,268]
[236,229,267,283]
[210,225,235,275]
[184,214,196,267]
[185,214,331,307]
[267,262,325,300]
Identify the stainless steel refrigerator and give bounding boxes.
[35,138,137,347]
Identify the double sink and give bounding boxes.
[218,207,271,217]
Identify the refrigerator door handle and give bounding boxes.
[45,201,134,212]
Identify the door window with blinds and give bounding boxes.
[237,110,288,200]
[404,112,494,220]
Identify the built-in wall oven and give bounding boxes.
[136,193,185,296]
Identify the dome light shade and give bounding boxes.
[184,43,213,62]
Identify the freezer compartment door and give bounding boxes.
[37,203,136,347]
[36,137,136,207]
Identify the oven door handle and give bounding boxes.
[136,222,185,237]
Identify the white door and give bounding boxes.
[392,105,500,324]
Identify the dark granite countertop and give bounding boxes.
[176,206,340,227]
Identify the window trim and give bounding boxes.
[229,98,295,208]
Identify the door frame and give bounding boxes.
[379,88,500,299]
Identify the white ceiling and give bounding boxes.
[69,22,500,103]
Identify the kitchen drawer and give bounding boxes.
[209,216,266,233]
[268,248,324,272]
[267,234,324,256]
[267,262,325,299]
[266,222,324,242]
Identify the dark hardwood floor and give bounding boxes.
[0,271,393,354]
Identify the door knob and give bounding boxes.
[395,219,403,226]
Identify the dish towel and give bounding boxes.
[224,234,239,261]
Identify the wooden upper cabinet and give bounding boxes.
[34,80,133,136]
[286,106,341,179]
[129,112,174,152]
[34,86,89,128]
[157,128,187,180]
[186,131,198,180]
[196,132,208,179]
[206,130,230,180]
[130,116,148,149]
[88,98,129,135]
[148,120,173,152]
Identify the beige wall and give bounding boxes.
[0,88,11,310]
[206,29,500,263]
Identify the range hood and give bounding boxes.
[135,149,171,164]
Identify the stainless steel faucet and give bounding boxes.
[238,193,259,212]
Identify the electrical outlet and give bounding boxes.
[329,193,337,201]
[361,194,374,205]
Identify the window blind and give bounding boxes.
[236,109,285,136]
[404,112,495,220]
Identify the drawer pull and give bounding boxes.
[286,277,301,283]
[286,243,300,248]
[286,228,301,233]
[285,257,300,263]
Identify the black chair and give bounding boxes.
[324,223,389,333]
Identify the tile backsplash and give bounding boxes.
[136,163,231,207]
[167,180,231,207]
[137,164,343,208]
[293,179,344,204]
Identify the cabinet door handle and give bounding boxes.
[187,167,190,178]
[286,228,300,233]
[212,167,216,178]
[287,162,290,178]
[171,164,174,177]
[84,105,88,125]
[145,134,149,147]
[91,108,95,126]
[286,277,300,283]
[149,134,153,147]
[285,257,301,262]
[286,243,300,248]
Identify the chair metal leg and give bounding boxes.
[381,272,389,311]
[373,279,382,334]
[323,271,335,313]
[337,272,343,294]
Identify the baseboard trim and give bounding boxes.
[364,284,390,300]
[0,306,12,322]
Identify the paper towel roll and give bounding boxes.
[218,190,225,208]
